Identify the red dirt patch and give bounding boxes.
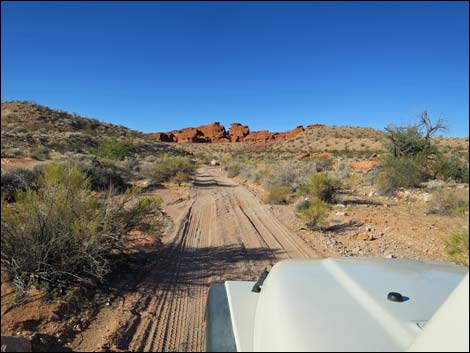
[350,160,380,171]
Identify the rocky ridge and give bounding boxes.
[149,122,325,143]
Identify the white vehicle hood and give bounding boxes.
[225,258,467,352]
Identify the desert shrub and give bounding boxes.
[94,138,132,160]
[376,111,449,194]
[297,172,341,203]
[1,163,164,299]
[296,197,330,229]
[335,161,351,180]
[143,155,195,184]
[263,160,318,192]
[294,198,311,212]
[30,145,50,161]
[70,155,130,192]
[172,171,191,186]
[374,155,425,195]
[264,185,291,204]
[443,230,469,266]
[225,161,241,177]
[1,165,44,202]
[426,190,469,216]
[431,150,469,183]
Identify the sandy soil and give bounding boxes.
[66,166,319,352]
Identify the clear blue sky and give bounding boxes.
[2,1,469,136]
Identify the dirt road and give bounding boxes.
[72,166,319,352]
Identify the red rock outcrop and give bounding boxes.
[150,122,322,143]
[171,127,202,143]
[243,130,274,142]
[228,123,250,142]
[273,125,305,141]
[307,124,325,129]
[197,122,229,142]
[149,132,174,142]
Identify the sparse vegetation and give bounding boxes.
[264,185,291,204]
[295,197,330,229]
[427,190,469,216]
[94,138,133,160]
[1,163,164,299]
[443,230,469,266]
[375,110,468,194]
[143,155,196,185]
[1,165,44,201]
[375,154,425,194]
[297,172,340,203]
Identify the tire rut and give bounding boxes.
[99,166,320,352]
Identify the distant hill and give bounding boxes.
[1,101,179,159]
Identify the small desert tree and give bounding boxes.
[376,110,447,194]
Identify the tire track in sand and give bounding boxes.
[104,166,320,352]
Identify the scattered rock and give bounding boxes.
[353,233,375,241]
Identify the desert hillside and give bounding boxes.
[1,102,468,352]
[1,101,180,160]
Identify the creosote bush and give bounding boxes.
[375,155,425,195]
[1,163,164,299]
[297,172,341,203]
[94,138,133,160]
[295,197,330,229]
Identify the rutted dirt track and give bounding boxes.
[73,167,319,352]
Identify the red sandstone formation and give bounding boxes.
[228,123,250,142]
[243,130,274,142]
[306,124,325,129]
[198,122,229,142]
[150,122,320,143]
[149,132,174,142]
[171,127,202,143]
[273,125,305,141]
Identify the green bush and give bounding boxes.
[144,155,195,185]
[1,163,163,299]
[443,230,469,266]
[296,197,330,229]
[297,172,340,203]
[431,150,469,183]
[94,139,132,160]
[71,155,130,192]
[427,190,469,216]
[264,185,291,204]
[172,171,191,186]
[30,145,50,161]
[375,155,425,194]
